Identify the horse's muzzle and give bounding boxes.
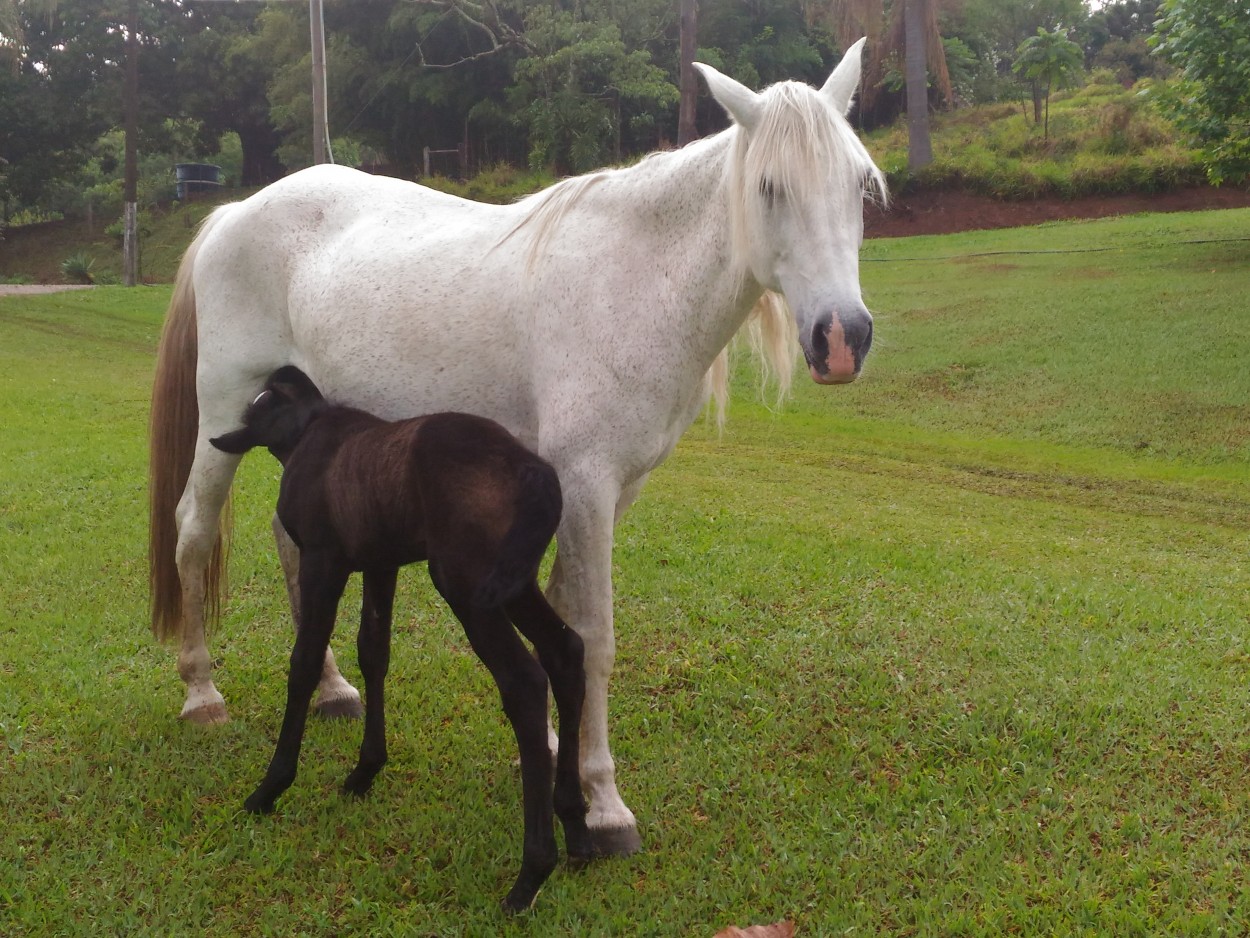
[807,310,872,384]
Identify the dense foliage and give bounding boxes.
[1151,0,1250,185]
[0,0,1205,224]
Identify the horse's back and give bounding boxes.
[191,165,533,428]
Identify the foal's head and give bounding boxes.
[210,366,326,463]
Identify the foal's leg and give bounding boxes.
[434,569,558,912]
[343,567,397,797]
[506,582,592,864]
[273,516,364,719]
[544,471,642,856]
[244,555,350,814]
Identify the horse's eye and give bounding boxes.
[760,179,780,206]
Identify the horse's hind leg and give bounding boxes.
[273,516,363,719]
[174,440,241,724]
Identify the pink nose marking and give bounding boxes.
[819,317,858,383]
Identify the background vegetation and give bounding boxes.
[3,0,1235,240]
[2,207,1249,935]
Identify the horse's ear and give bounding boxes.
[210,428,257,454]
[694,62,762,135]
[821,37,867,116]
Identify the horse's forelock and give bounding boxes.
[727,81,886,281]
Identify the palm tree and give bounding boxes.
[1013,27,1083,140]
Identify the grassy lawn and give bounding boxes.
[2,208,1248,936]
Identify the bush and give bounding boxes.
[423,164,557,204]
[61,251,96,284]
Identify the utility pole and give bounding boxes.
[123,0,139,286]
[310,0,328,164]
[677,0,698,146]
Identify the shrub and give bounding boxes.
[422,164,555,204]
[61,251,96,284]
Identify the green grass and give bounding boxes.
[2,208,1249,935]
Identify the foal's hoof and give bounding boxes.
[501,893,535,915]
[243,791,277,815]
[313,692,363,720]
[588,824,642,857]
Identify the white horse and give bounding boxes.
[148,40,885,856]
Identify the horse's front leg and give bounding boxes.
[273,515,363,719]
[545,472,642,856]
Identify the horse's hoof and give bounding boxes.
[179,699,229,725]
[588,824,642,857]
[314,693,363,720]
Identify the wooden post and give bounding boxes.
[310,0,328,164]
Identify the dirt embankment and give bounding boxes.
[864,185,1250,239]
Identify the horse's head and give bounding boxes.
[210,365,327,463]
[695,38,885,385]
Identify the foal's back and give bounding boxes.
[284,409,554,575]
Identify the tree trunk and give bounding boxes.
[1032,80,1043,124]
[678,0,698,146]
[905,0,932,171]
[237,122,285,186]
[122,0,139,287]
[1043,78,1051,139]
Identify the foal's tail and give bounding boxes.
[148,210,233,642]
[474,461,563,610]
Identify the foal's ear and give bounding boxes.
[210,428,257,454]
[269,365,325,406]
[821,37,866,116]
[694,62,762,135]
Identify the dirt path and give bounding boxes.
[0,284,95,296]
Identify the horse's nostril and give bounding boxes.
[810,321,830,362]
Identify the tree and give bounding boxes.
[814,0,951,152]
[903,0,933,168]
[944,0,1087,108]
[508,6,676,173]
[1013,26,1083,138]
[1152,0,1250,185]
[677,0,697,145]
